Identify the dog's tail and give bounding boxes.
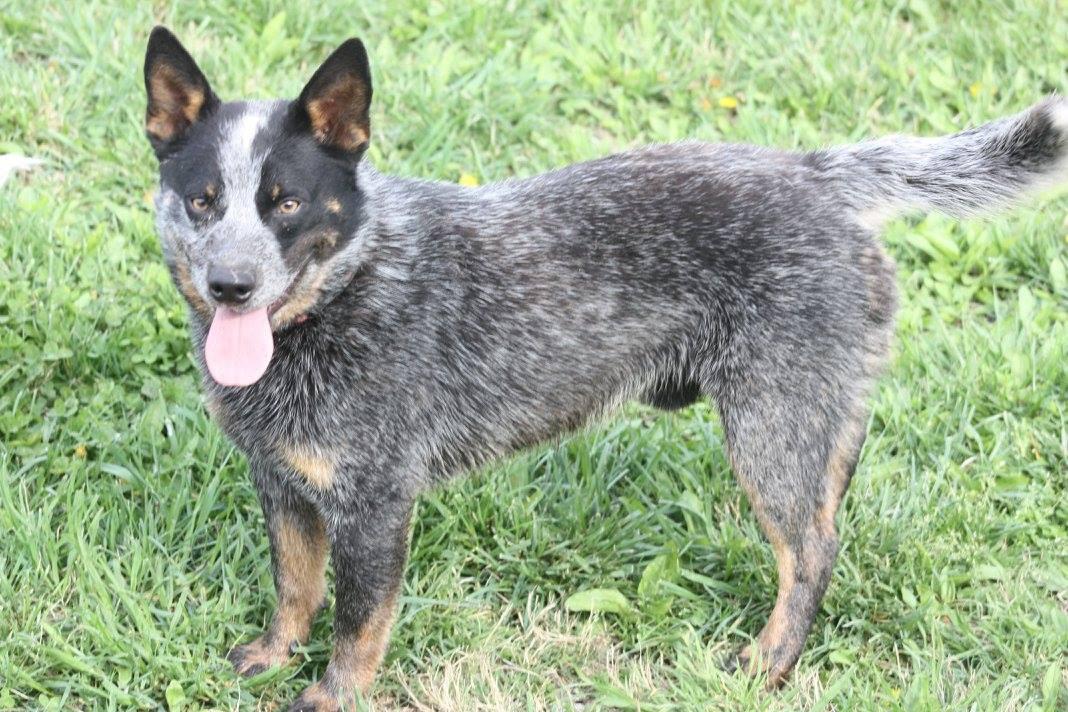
[809,97,1068,228]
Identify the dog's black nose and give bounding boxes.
[207,263,257,305]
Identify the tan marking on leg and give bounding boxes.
[272,516,329,642]
[726,445,825,686]
[290,592,398,709]
[738,538,796,675]
[302,591,399,707]
[229,515,328,677]
[758,541,796,648]
[346,590,400,693]
[279,444,337,489]
[818,413,866,537]
[740,533,834,688]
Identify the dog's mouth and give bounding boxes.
[203,264,311,389]
[268,261,313,326]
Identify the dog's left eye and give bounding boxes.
[278,198,302,215]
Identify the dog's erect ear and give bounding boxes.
[294,39,372,156]
[144,26,220,157]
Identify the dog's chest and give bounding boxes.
[202,334,353,490]
[210,382,308,438]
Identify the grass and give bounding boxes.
[1,0,1066,709]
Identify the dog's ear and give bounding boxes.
[293,38,372,157]
[144,26,220,158]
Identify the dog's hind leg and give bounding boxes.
[714,368,872,686]
[228,467,329,677]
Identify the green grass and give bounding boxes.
[1,0,1066,709]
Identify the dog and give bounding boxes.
[143,25,1067,710]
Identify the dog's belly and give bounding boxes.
[640,375,703,410]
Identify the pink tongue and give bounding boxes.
[204,307,274,387]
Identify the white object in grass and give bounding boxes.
[0,154,43,188]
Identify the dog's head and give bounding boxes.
[143,27,374,386]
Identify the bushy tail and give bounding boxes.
[811,97,1068,227]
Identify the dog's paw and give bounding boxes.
[287,681,342,712]
[723,644,790,689]
[226,636,294,677]
[722,644,753,676]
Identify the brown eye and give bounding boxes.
[189,196,209,212]
[278,198,302,215]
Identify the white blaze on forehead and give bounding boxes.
[208,102,291,310]
[218,103,273,208]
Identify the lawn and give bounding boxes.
[1,1,1066,709]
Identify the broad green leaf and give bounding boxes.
[565,588,633,616]
[1041,662,1062,711]
[164,680,185,711]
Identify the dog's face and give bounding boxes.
[144,27,373,385]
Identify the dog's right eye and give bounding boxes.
[189,196,210,212]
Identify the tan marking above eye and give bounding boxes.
[278,198,302,215]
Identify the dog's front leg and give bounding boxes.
[288,492,412,712]
[228,465,329,676]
